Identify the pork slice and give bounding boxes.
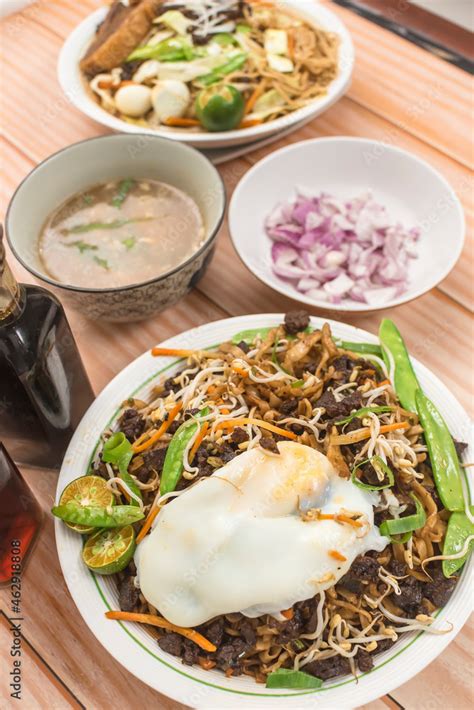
[80,0,162,77]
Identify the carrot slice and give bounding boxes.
[281,608,294,620]
[244,83,265,114]
[329,550,347,562]
[151,347,195,358]
[164,117,200,127]
[133,401,183,453]
[189,421,209,463]
[239,118,263,128]
[216,418,297,440]
[105,611,217,652]
[330,421,410,446]
[232,365,249,378]
[136,505,160,544]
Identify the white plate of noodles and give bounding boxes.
[58,0,354,148]
[54,313,473,708]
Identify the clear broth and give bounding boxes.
[39,179,205,288]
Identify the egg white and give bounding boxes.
[136,442,388,627]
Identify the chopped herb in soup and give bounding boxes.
[39,179,205,288]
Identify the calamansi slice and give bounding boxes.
[82,526,136,575]
[59,475,114,534]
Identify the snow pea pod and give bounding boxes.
[415,390,464,512]
[442,511,474,577]
[102,432,142,507]
[379,319,420,412]
[335,340,382,357]
[160,407,210,495]
[52,502,144,527]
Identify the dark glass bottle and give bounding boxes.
[0,443,43,586]
[0,227,95,468]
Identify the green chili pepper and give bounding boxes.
[198,53,248,87]
[415,390,465,512]
[442,511,474,577]
[160,407,210,495]
[212,33,237,46]
[351,455,394,491]
[335,406,393,426]
[196,85,245,131]
[266,668,323,689]
[379,319,420,412]
[102,432,142,506]
[334,340,383,357]
[379,493,426,538]
[51,502,144,527]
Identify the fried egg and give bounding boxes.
[136,442,388,627]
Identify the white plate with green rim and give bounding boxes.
[54,314,473,708]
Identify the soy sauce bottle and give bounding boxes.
[0,226,94,468]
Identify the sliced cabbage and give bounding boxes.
[264,29,288,55]
[159,10,191,35]
[267,54,294,73]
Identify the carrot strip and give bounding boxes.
[133,402,183,453]
[281,608,294,620]
[232,365,249,378]
[105,611,217,652]
[378,379,391,387]
[239,118,263,128]
[151,347,195,358]
[189,422,209,463]
[198,657,216,670]
[245,83,265,114]
[329,550,347,562]
[336,514,363,528]
[216,418,297,440]
[164,117,200,127]
[136,505,160,544]
[330,421,410,446]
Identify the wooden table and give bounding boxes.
[0,1,472,708]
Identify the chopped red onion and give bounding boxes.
[265,191,420,305]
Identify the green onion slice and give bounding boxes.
[291,379,305,389]
[379,493,426,538]
[265,668,323,689]
[351,456,394,491]
[336,406,393,426]
[334,340,382,356]
[102,432,142,506]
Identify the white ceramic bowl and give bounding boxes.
[57,1,354,149]
[54,314,473,709]
[229,138,465,312]
[6,133,225,322]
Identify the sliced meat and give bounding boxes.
[118,576,140,612]
[339,555,380,594]
[278,397,299,416]
[315,390,362,419]
[284,310,310,335]
[230,427,249,445]
[182,638,201,665]
[259,437,279,454]
[215,638,248,672]
[396,576,423,616]
[202,617,224,648]
[158,632,183,657]
[423,565,457,608]
[453,439,468,458]
[81,0,162,77]
[118,408,145,441]
[137,446,168,482]
[304,655,351,680]
[357,649,374,673]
